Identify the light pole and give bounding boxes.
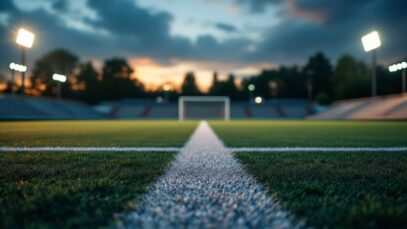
[361,30,381,97]
[52,73,67,100]
[389,61,407,95]
[248,84,255,104]
[163,84,171,103]
[254,96,263,104]
[9,63,15,95]
[15,28,35,95]
[307,78,313,102]
[9,62,27,95]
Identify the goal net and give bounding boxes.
[179,96,230,121]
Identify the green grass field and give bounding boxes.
[211,120,407,228]
[236,152,407,229]
[0,121,191,228]
[0,152,174,228]
[210,120,407,147]
[0,120,197,147]
[1,120,407,228]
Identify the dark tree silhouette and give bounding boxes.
[181,72,200,95]
[208,72,239,99]
[242,66,307,99]
[31,49,78,97]
[209,71,219,95]
[224,74,238,98]
[377,66,403,95]
[303,52,333,103]
[100,58,144,100]
[333,55,370,99]
[76,62,100,104]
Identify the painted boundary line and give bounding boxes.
[230,147,407,152]
[0,147,181,152]
[1,146,407,152]
[120,121,299,228]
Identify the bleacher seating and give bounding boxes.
[249,106,280,118]
[148,105,178,119]
[110,99,314,119]
[0,95,315,120]
[309,94,407,120]
[0,95,104,120]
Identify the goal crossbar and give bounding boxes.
[178,96,230,121]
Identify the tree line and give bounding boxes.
[2,49,404,104]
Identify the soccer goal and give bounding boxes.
[179,96,230,121]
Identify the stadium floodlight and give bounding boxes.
[248,84,255,104]
[15,28,35,95]
[388,61,407,94]
[52,73,67,82]
[163,84,171,102]
[9,62,27,72]
[361,30,381,97]
[254,96,263,104]
[16,28,35,48]
[179,96,230,121]
[361,31,381,52]
[52,73,67,100]
[163,84,171,91]
[9,62,26,95]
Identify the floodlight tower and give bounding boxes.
[254,96,263,104]
[361,30,381,97]
[9,63,16,95]
[15,28,35,95]
[52,73,67,100]
[248,84,255,104]
[389,61,407,95]
[9,62,27,95]
[163,84,171,103]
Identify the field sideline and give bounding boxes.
[0,120,197,147]
[1,120,407,228]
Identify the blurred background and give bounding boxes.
[0,0,406,120]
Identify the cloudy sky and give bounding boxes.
[0,0,406,90]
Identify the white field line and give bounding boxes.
[0,146,181,152]
[119,120,300,228]
[230,147,407,152]
[1,146,407,152]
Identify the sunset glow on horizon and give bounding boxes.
[125,58,268,92]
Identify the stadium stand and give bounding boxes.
[108,99,314,119]
[309,94,407,120]
[0,95,314,120]
[0,95,104,120]
[148,105,178,119]
[249,106,280,118]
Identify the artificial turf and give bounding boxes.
[0,120,197,147]
[2,120,407,228]
[210,120,407,147]
[0,152,174,228]
[236,152,407,229]
[212,120,407,228]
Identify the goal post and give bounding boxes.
[179,96,230,121]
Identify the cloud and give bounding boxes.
[51,0,68,12]
[287,0,371,25]
[0,0,406,80]
[0,0,15,12]
[214,22,238,33]
[238,0,407,63]
[234,0,283,14]
[0,0,252,73]
[81,0,251,62]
